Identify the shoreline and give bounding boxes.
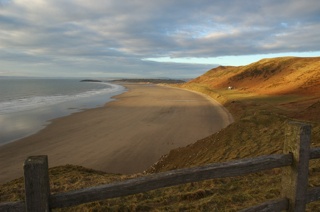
[162,84,234,124]
[0,83,232,184]
[0,82,126,146]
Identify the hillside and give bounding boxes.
[192,57,320,95]
[151,57,320,170]
[1,57,320,211]
[146,57,320,210]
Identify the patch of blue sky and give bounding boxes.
[143,51,320,66]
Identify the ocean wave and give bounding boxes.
[0,82,123,114]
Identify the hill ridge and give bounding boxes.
[1,56,320,211]
[191,56,320,95]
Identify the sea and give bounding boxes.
[0,78,126,146]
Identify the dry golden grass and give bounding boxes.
[1,56,320,211]
[192,56,320,96]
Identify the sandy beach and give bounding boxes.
[0,83,233,184]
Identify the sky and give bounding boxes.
[0,0,320,79]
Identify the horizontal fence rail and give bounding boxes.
[0,201,24,211]
[310,147,320,159]
[307,187,320,203]
[50,154,292,208]
[1,122,320,211]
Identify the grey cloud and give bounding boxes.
[0,0,319,78]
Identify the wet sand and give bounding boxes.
[0,83,233,184]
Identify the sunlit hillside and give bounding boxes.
[1,57,320,211]
[192,57,320,95]
[149,56,320,172]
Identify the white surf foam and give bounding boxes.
[0,82,123,114]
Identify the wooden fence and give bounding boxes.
[1,121,320,211]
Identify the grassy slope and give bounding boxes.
[1,57,320,211]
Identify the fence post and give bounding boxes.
[24,155,51,212]
[281,122,311,211]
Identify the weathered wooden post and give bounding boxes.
[282,122,311,211]
[24,155,51,212]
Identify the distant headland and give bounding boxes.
[80,79,103,82]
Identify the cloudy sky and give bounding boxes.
[0,0,319,78]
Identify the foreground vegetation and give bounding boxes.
[1,57,320,211]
